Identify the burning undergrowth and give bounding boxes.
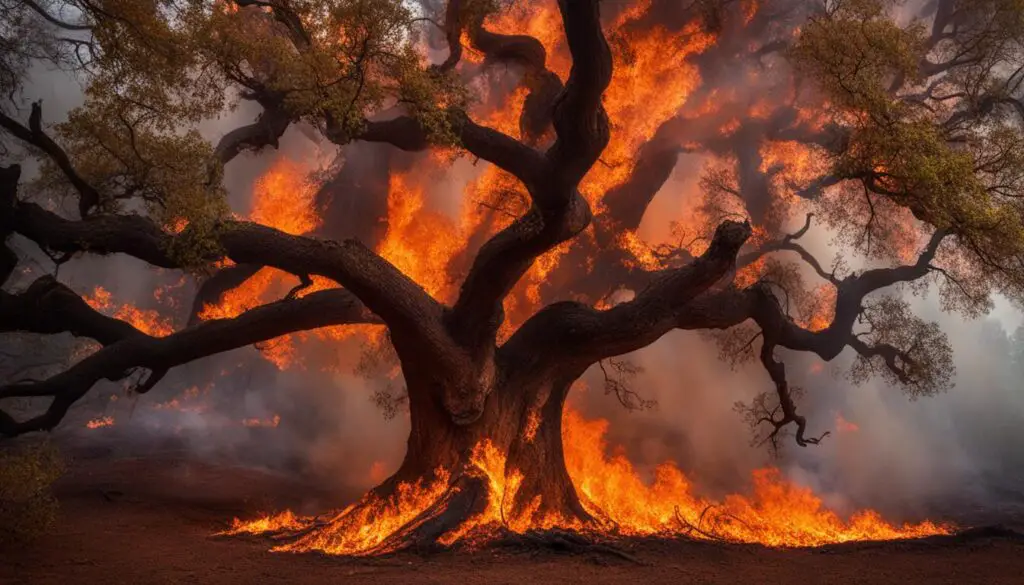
[219,406,949,555]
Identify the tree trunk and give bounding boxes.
[313,363,595,553]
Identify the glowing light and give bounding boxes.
[242,414,281,428]
[561,408,948,545]
[86,416,114,429]
[250,156,321,236]
[84,286,175,337]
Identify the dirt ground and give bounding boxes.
[3,442,1024,585]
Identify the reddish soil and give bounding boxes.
[3,445,1024,585]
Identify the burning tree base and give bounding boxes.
[221,410,953,556]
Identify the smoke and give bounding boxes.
[3,0,1023,528]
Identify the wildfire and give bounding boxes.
[84,286,175,337]
[210,0,952,557]
[484,0,570,80]
[377,172,461,301]
[86,416,114,429]
[835,413,859,433]
[561,409,946,545]
[242,414,281,428]
[586,21,713,203]
[250,156,321,235]
[224,409,949,553]
[222,469,452,556]
[153,385,210,413]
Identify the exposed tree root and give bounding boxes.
[364,473,490,555]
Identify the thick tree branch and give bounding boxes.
[352,114,545,188]
[9,199,441,335]
[187,263,264,326]
[501,220,752,367]
[671,229,950,445]
[213,101,292,166]
[445,0,613,353]
[0,288,379,437]
[462,15,564,143]
[0,275,143,344]
[544,0,612,198]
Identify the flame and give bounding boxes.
[224,469,452,555]
[760,141,830,198]
[618,230,664,271]
[250,156,321,235]
[800,283,837,332]
[153,385,210,413]
[222,408,949,552]
[581,19,714,209]
[479,86,530,140]
[242,414,281,428]
[222,510,300,535]
[741,0,759,26]
[485,0,570,80]
[835,413,859,433]
[86,416,114,429]
[377,172,461,301]
[211,0,956,556]
[561,408,948,545]
[197,154,329,369]
[84,286,175,337]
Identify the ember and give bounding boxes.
[85,416,114,429]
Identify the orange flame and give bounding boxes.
[560,408,947,545]
[835,413,860,433]
[222,469,452,555]
[377,172,461,301]
[86,416,114,429]
[222,408,949,551]
[84,286,175,337]
[242,414,281,428]
[250,156,321,235]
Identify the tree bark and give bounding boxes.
[344,363,594,551]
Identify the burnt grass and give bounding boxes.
[2,430,1024,584]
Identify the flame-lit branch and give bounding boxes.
[0,275,145,345]
[757,338,829,449]
[502,220,752,367]
[2,173,442,344]
[354,115,546,188]
[446,0,613,352]
[458,7,564,142]
[187,264,264,326]
[738,213,840,285]
[0,288,380,437]
[698,230,950,445]
[545,0,612,196]
[434,0,465,72]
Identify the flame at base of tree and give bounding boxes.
[222,408,950,554]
